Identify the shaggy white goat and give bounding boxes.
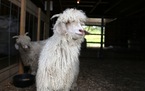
[36,8,87,91]
[13,33,46,75]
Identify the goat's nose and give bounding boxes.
[79,29,84,33]
[79,29,90,35]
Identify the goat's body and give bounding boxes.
[27,43,42,74]
[36,34,82,91]
[19,42,41,64]
[15,35,46,75]
[36,8,87,91]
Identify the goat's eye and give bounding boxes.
[81,23,85,26]
[66,21,70,24]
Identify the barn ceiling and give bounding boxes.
[31,0,145,18]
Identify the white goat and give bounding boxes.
[13,33,46,75]
[36,8,87,91]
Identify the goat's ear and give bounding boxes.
[54,22,67,35]
[15,44,19,50]
[25,32,29,35]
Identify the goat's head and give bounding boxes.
[51,8,88,40]
[13,32,31,50]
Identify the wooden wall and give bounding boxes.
[0,0,50,86]
[105,16,145,50]
[0,64,18,88]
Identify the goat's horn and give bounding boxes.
[51,14,61,20]
[25,32,29,35]
[12,36,18,38]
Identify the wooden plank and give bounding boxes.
[0,64,18,83]
[26,0,38,17]
[0,64,18,73]
[9,0,21,7]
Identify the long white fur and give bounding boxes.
[36,8,87,91]
[13,33,46,75]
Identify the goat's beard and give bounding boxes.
[65,32,84,40]
[69,34,84,44]
[72,34,84,40]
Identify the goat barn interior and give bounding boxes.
[0,0,145,91]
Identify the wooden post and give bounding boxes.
[37,8,41,41]
[20,0,26,35]
[45,0,50,38]
[98,16,104,59]
[19,0,26,74]
[100,17,104,50]
[43,23,46,39]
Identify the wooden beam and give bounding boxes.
[20,0,26,35]
[37,8,41,41]
[120,1,142,13]
[19,0,26,74]
[26,0,38,17]
[9,0,21,7]
[126,8,145,17]
[59,0,63,12]
[63,5,93,7]
[43,23,46,39]
[45,0,50,38]
[104,0,122,14]
[89,0,101,14]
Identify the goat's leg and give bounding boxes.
[30,67,36,75]
[71,66,79,91]
[70,82,78,91]
[64,88,71,91]
[70,77,79,91]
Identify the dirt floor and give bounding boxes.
[1,48,145,91]
[78,57,145,91]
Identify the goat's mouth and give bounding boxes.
[76,33,84,36]
[76,30,90,36]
